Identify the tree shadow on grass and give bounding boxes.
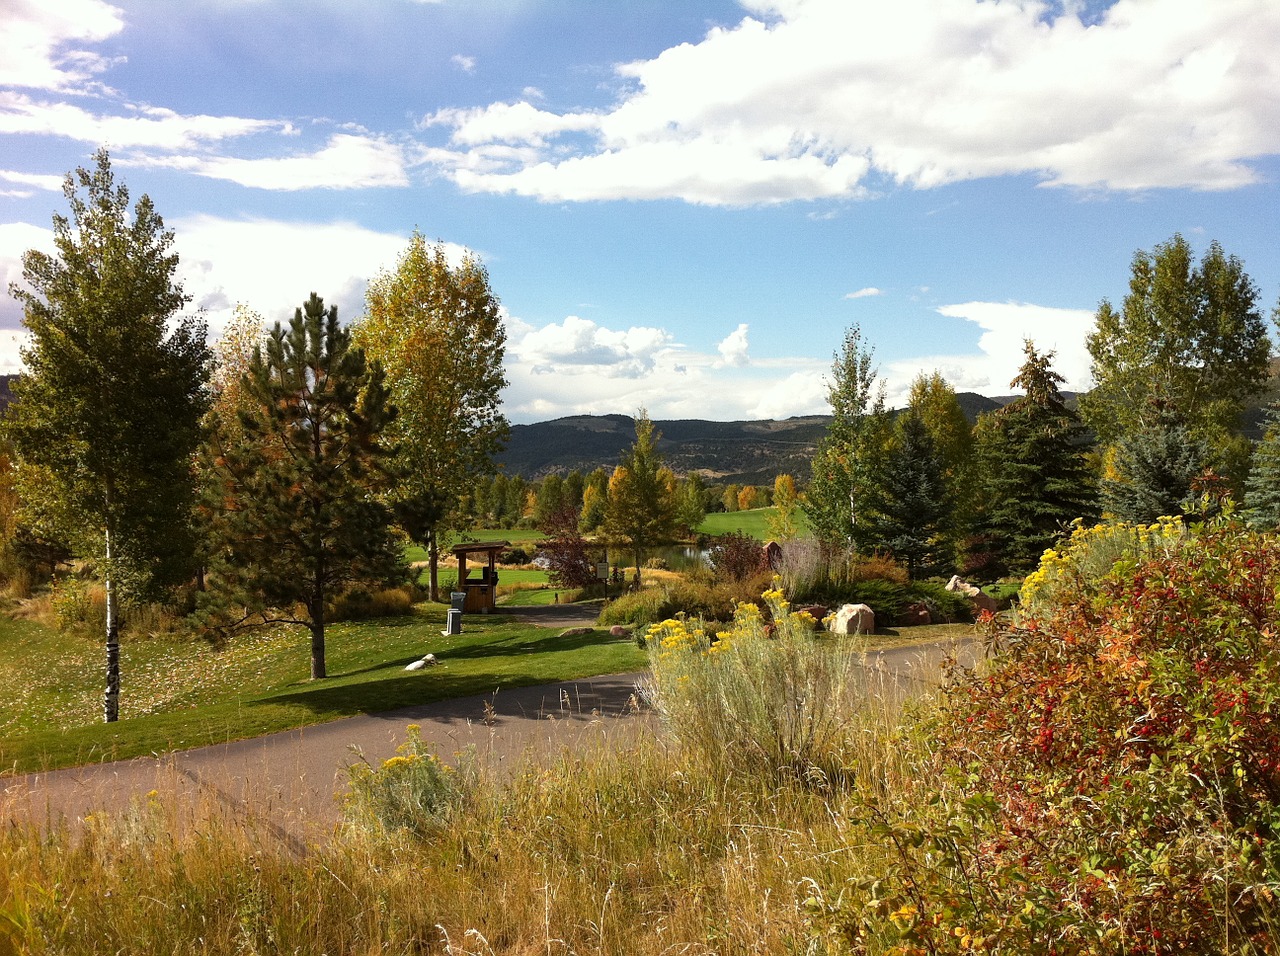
[429,628,622,662]
[257,668,616,719]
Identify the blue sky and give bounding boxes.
[2,0,1279,424]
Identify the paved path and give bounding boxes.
[1,608,977,844]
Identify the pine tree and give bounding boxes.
[200,293,402,679]
[874,413,951,579]
[6,149,210,722]
[974,342,1096,574]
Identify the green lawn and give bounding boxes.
[0,605,644,774]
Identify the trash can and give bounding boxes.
[449,592,466,613]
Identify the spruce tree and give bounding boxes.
[875,412,951,579]
[974,342,1096,574]
[1244,404,1280,528]
[6,149,210,722]
[200,293,402,679]
[1101,406,1211,522]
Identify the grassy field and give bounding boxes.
[0,605,643,774]
[696,506,810,540]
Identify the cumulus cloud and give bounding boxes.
[0,0,124,93]
[171,216,449,333]
[133,134,411,190]
[503,314,830,422]
[422,0,1280,204]
[845,287,881,299]
[717,323,750,366]
[880,300,1096,406]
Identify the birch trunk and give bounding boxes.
[103,529,120,723]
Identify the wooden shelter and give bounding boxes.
[452,540,509,613]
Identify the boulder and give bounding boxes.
[404,653,438,672]
[971,591,999,614]
[798,604,829,627]
[898,602,932,627]
[609,625,630,639]
[946,574,981,597]
[946,575,998,614]
[830,603,875,635]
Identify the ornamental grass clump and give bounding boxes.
[834,518,1280,954]
[345,724,466,838]
[641,583,863,783]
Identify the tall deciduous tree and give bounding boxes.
[767,473,800,541]
[974,342,1095,574]
[356,234,509,600]
[200,294,401,679]
[1081,235,1271,462]
[603,411,677,586]
[6,149,210,722]
[805,324,890,549]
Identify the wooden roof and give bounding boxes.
[450,540,510,556]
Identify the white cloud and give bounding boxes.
[503,314,830,422]
[423,0,1280,204]
[845,287,881,299]
[0,92,291,149]
[0,0,124,93]
[0,169,64,192]
[717,323,750,366]
[451,54,476,73]
[171,216,448,333]
[134,134,410,190]
[880,300,1096,406]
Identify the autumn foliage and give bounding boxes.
[841,518,1280,954]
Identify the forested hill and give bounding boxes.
[497,392,1007,482]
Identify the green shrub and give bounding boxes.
[345,724,466,838]
[905,579,971,623]
[641,586,861,782]
[598,579,736,628]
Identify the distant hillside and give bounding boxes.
[497,391,1006,483]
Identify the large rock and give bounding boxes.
[830,603,875,635]
[947,575,998,615]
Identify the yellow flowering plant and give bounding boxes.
[345,724,465,837]
[641,582,861,782]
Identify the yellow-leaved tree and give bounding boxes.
[355,233,509,600]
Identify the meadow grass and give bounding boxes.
[0,604,644,774]
[696,506,811,540]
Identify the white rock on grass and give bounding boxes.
[404,653,439,671]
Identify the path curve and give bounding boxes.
[2,618,977,844]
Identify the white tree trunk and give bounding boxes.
[103,529,120,723]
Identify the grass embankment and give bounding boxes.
[0,605,644,774]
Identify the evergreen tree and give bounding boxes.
[974,342,1096,574]
[6,150,211,722]
[805,324,891,549]
[603,411,678,586]
[200,293,401,679]
[875,413,951,579]
[1101,406,1211,522]
[1243,404,1280,528]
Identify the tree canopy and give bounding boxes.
[5,149,210,721]
[355,233,509,599]
[603,411,677,585]
[1081,234,1271,453]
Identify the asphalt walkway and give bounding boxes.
[2,604,976,844]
